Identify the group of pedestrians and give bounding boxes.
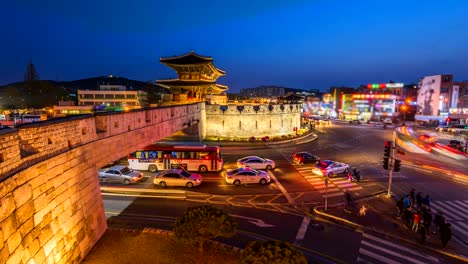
[395,188,452,248]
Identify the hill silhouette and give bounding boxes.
[0,76,169,109]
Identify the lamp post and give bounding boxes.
[401,105,407,124]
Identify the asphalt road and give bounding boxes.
[98,121,468,263]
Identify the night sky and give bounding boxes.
[2,0,468,92]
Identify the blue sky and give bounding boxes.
[1,0,468,92]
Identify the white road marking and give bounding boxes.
[294,217,311,245]
[267,171,294,204]
[322,192,344,198]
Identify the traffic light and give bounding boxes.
[384,141,392,157]
[383,157,389,170]
[394,159,401,172]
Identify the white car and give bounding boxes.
[312,160,350,177]
[225,167,270,186]
[237,156,276,170]
[98,165,144,184]
[153,169,202,188]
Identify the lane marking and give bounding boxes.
[294,217,311,245]
[267,171,294,204]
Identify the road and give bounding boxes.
[99,121,468,263]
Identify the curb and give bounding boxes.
[312,197,468,263]
[208,131,318,149]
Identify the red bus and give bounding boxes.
[127,144,223,173]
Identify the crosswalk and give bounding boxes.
[357,233,440,264]
[295,165,363,198]
[430,200,468,244]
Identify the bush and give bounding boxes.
[241,240,307,264]
[262,136,270,141]
[249,136,256,142]
[173,205,237,254]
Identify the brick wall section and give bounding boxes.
[0,103,202,264]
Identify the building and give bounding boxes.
[449,81,468,124]
[415,74,453,124]
[51,84,148,117]
[157,51,227,104]
[239,86,285,98]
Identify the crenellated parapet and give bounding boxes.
[205,103,302,138]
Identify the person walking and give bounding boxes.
[440,223,452,248]
[403,208,413,228]
[396,197,404,218]
[409,188,416,207]
[434,212,445,233]
[412,210,421,232]
[419,222,428,245]
[404,195,411,210]
[416,192,422,209]
[422,208,433,234]
[422,194,431,209]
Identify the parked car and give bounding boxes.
[237,156,276,170]
[312,160,350,177]
[292,152,320,164]
[98,165,143,184]
[383,118,393,125]
[153,169,202,188]
[224,167,270,186]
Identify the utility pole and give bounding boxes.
[387,130,396,196]
[324,176,329,211]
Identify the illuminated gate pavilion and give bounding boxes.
[157,51,228,103]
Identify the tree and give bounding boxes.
[173,205,237,254]
[24,60,40,81]
[241,240,307,264]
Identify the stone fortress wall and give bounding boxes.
[0,103,202,264]
[205,104,302,138]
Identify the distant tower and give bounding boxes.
[157,51,227,103]
[24,60,40,81]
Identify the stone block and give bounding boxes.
[32,247,46,264]
[33,192,53,213]
[0,246,9,264]
[26,238,40,259]
[0,179,16,200]
[7,230,21,254]
[5,244,24,264]
[19,218,34,238]
[1,214,17,242]
[15,200,34,227]
[13,183,32,208]
[42,237,56,257]
[0,194,15,223]
[14,170,35,187]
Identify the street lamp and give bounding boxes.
[401,105,407,124]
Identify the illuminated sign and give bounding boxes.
[367,83,404,89]
[351,94,395,99]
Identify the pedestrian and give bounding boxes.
[409,188,416,207]
[404,195,411,209]
[422,208,433,234]
[403,208,413,228]
[440,223,452,248]
[412,210,421,232]
[416,192,422,209]
[419,222,428,245]
[434,212,445,233]
[422,194,431,209]
[396,197,404,218]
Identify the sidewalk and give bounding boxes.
[313,194,468,263]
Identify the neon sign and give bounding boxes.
[367,83,404,89]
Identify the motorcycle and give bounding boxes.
[346,169,361,182]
